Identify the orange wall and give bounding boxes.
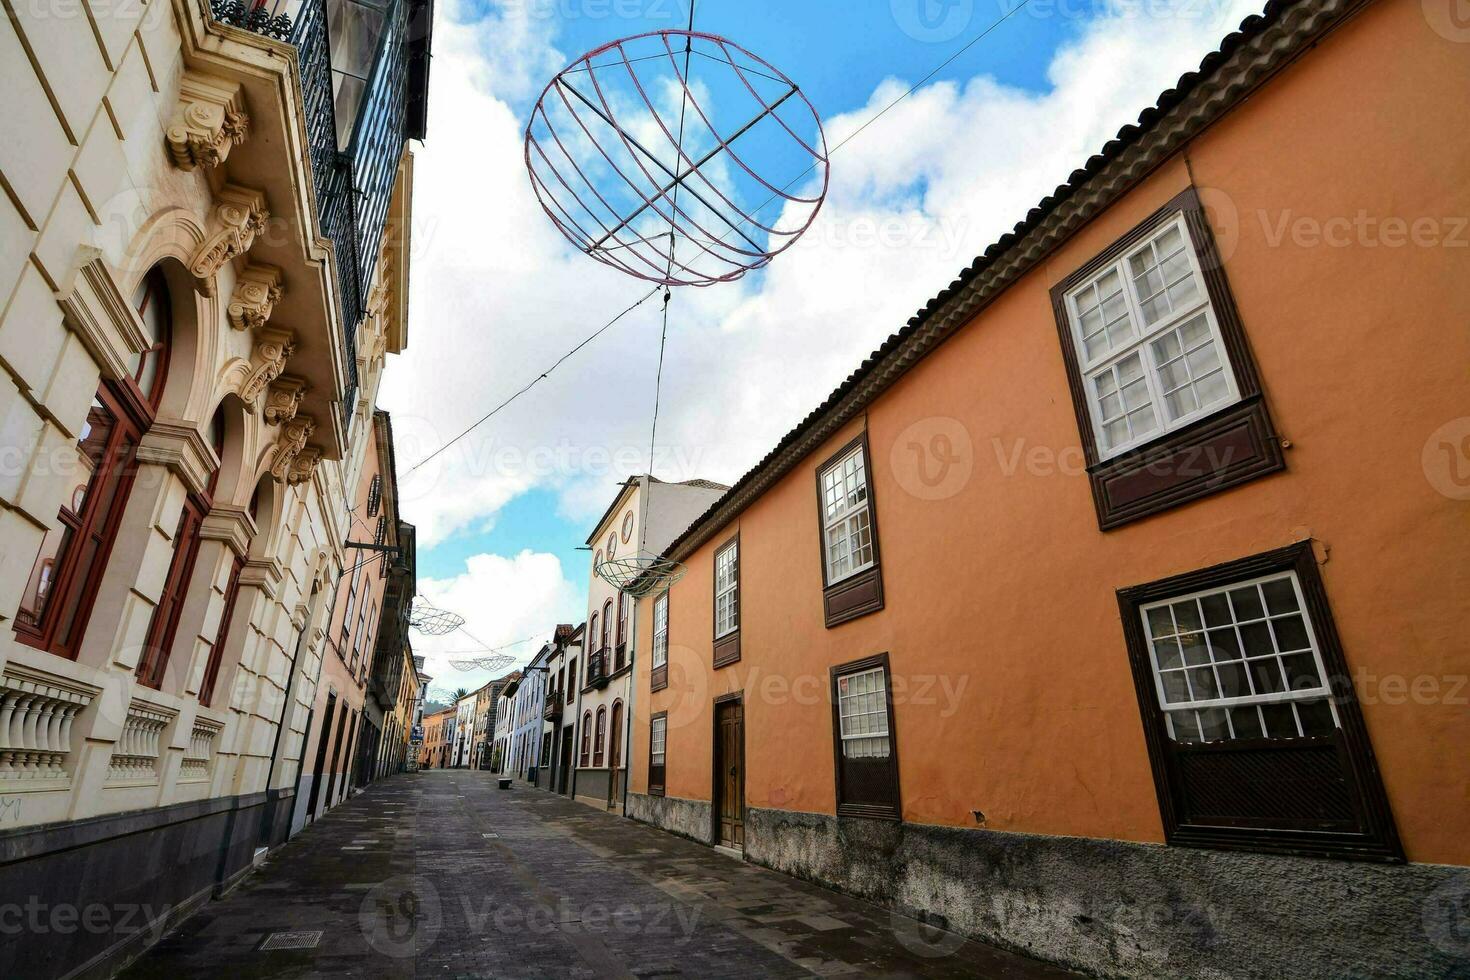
[632,0,1470,865]
[300,436,393,778]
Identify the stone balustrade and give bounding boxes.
[0,668,94,782]
[108,703,176,783]
[180,720,223,781]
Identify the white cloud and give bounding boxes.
[414,549,582,698]
[381,0,1266,550]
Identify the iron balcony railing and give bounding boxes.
[588,649,608,687]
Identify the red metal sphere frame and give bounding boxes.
[524,30,829,288]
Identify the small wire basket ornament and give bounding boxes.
[596,555,687,598]
[447,653,517,673]
[409,596,465,636]
[525,29,828,287]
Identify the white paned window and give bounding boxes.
[650,716,666,765]
[836,666,890,759]
[1065,214,1239,458]
[714,540,738,637]
[652,592,669,668]
[1141,573,1339,744]
[821,446,874,583]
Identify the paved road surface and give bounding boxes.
[123,769,1078,978]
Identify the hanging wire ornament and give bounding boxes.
[524,29,829,287]
[447,653,517,674]
[596,554,689,598]
[408,596,465,636]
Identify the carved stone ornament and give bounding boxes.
[165,73,250,171]
[264,375,308,426]
[226,263,283,331]
[287,447,322,486]
[239,329,295,409]
[189,186,269,294]
[270,416,316,483]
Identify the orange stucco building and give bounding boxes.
[626,3,1469,977]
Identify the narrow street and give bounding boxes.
[122,771,1076,979]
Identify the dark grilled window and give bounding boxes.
[829,653,901,820]
[648,712,666,796]
[1118,543,1401,861]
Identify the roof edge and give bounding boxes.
[661,0,1371,566]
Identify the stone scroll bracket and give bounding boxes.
[166,72,250,172]
[264,375,308,426]
[226,263,284,332]
[189,185,269,295]
[239,328,295,411]
[269,415,318,484]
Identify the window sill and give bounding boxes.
[822,565,884,628]
[713,630,740,668]
[1089,396,1284,530]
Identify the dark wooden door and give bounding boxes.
[715,699,744,847]
[559,727,574,794]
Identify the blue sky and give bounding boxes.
[383,0,1265,697]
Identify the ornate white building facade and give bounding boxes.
[0,0,430,974]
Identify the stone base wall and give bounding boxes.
[0,789,292,979]
[626,792,714,845]
[573,767,611,808]
[741,806,1469,980]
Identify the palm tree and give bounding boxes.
[452,687,468,701]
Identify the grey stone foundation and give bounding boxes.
[626,792,714,845]
[741,806,1469,980]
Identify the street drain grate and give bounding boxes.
[481,833,499,839]
[260,930,322,951]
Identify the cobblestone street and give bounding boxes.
[123,771,1077,978]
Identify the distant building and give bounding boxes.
[577,476,725,812]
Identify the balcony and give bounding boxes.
[614,642,627,672]
[587,650,609,689]
[543,690,563,722]
[203,0,431,431]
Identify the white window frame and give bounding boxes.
[1140,571,1340,743]
[714,539,738,638]
[1064,213,1241,460]
[820,445,875,585]
[650,715,666,766]
[836,665,890,759]
[652,592,669,669]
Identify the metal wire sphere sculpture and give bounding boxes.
[447,653,517,673]
[408,596,465,636]
[525,30,828,287]
[596,555,688,598]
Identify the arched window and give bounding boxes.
[615,592,628,664]
[579,711,592,767]
[14,266,173,658]
[588,613,598,660]
[130,265,171,407]
[601,599,612,652]
[608,700,623,770]
[593,705,607,767]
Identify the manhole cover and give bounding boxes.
[260,930,322,950]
